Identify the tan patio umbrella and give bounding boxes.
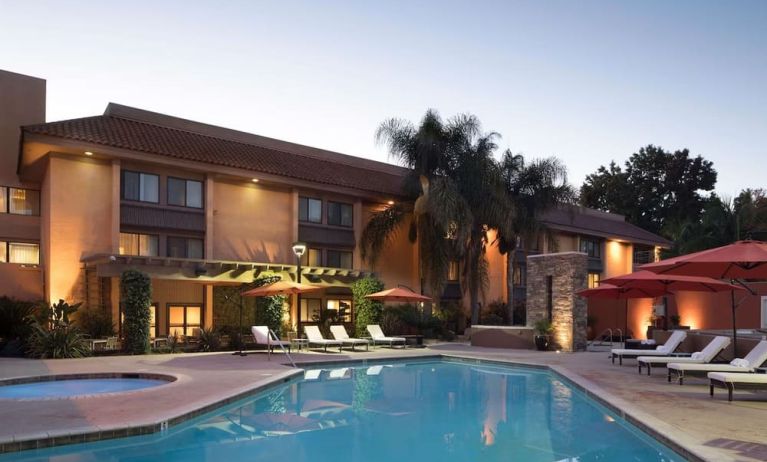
[641,239,767,351]
[237,280,321,358]
[365,286,432,303]
[241,280,322,297]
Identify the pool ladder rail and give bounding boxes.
[267,328,297,368]
[587,328,624,352]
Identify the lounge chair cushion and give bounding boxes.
[708,372,767,384]
[637,356,702,365]
[611,349,671,357]
[691,352,704,360]
[667,363,750,373]
[730,358,750,367]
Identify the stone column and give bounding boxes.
[525,252,588,352]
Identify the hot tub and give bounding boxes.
[0,373,175,399]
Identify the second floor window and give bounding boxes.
[579,238,601,258]
[327,201,353,227]
[168,178,203,208]
[0,187,40,216]
[122,171,159,203]
[301,248,322,267]
[326,249,353,269]
[588,272,601,289]
[167,236,204,259]
[299,197,322,223]
[119,233,159,257]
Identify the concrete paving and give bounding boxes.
[0,344,765,461]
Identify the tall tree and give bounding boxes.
[360,110,508,325]
[734,188,767,241]
[580,145,717,238]
[496,152,574,322]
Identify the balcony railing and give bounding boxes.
[633,250,656,265]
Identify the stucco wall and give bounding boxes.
[211,181,293,263]
[46,156,114,303]
[363,204,419,292]
[603,240,633,278]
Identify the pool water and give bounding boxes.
[1,360,682,461]
[0,378,168,399]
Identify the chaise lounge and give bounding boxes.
[330,325,369,351]
[304,325,343,352]
[708,371,767,401]
[667,340,767,385]
[251,326,292,353]
[367,324,406,348]
[610,330,687,365]
[637,335,730,376]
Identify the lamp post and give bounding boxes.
[292,242,307,333]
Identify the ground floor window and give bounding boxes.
[588,272,601,289]
[300,298,322,322]
[168,304,202,338]
[326,299,352,322]
[0,241,40,264]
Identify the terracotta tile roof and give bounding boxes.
[23,109,407,196]
[541,206,672,247]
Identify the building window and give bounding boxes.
[588,272,601,289]
[122,171,159,203]
[2,242,40,264]
[513,263,526,286]
[300,298,322,322]
[326,249,352,269]
[301,248,322,267]
[119,233,159,256]
[299,197,322,223]
[167,236,204,259]
[326,299,352,322]
[167,178,203,208]
[327,201,353,227]
[579,238,601,258]
[168,305,202,338]
[3,187,40,216]
[448,261,460,281]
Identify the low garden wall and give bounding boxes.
[469,325,535,349]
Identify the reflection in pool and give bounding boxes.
[1,361,682,461]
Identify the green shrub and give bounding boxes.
[351,276,385,337]
[198,327,221,352]
[214,274,285,337]
[167,332,180,353]
[0,297,38,355]
[121,270,152,354]
[533,318,554,336]
[481,300,509,325]
[252,275,286,336]
[27,300,90,359]
[77,307,115,338]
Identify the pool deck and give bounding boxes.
[0,344,765,461]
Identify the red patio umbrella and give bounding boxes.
[365,287,432,303]
[241,280,322,297]
[577,283,671,342]
[641,239,767,351]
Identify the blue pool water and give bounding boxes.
[0,378,168,399]
[1,360,682,461]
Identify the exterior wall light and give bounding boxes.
[251,178,259,183]
[84,151,93,156]
[387,200,394,205]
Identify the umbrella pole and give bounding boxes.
[731,289,737,357]
[625,299,629,344]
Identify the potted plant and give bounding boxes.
[533,319,554,351]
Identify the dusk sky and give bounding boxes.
[1,0,765,196]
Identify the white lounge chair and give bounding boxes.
[329,325,369,351]
[637,335,730,376]
[708,371,767,401]
[367,324,406,348]
[668,340,767,385]
[251,326,291,353]
[304,325,343,352]
[610,330,687,365]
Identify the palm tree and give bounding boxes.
[496,152,574,323]
[360,111,507,326]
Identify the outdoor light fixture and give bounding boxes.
[84,151,93,156]
[251,178,259,183]
[292,242,307,258]
[387,200,394,205]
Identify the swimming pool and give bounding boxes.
[0,360,682,461]
[0,374,172,399]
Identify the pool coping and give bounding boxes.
[0,353,728,461]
